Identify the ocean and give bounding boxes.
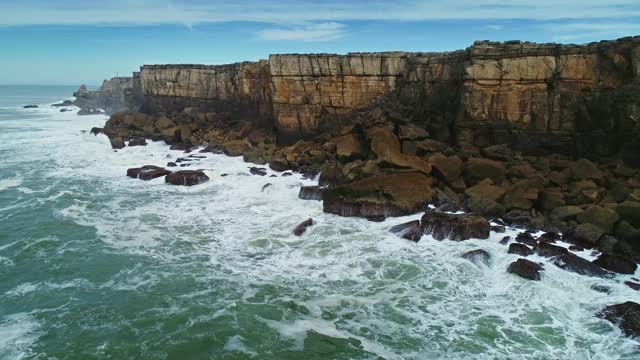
[0,85,638,359]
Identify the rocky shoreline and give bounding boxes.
[81,36,640,338]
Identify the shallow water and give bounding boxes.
[0,86,639,359]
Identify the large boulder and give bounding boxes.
[577,206,620,233]
[389,220,422,242]
[553,253,610,277]
[165,170,209,186]
[154,115,176,130]
[126,165,171,180]
[549,206,584,221]
[429,153,463,185]
[464,180,506,202]
[323,173,433,220]
[420,211,490,241]
[616,201,640,228]
[222,140,251,157]
[597,302,640,337]
[109,136,125,149]
[565,223,605,247]
[507,259,543,280]
[481,144,513,161]
[335,133,366,162]
[508,243,534,257]
[535,242,569,258]
[398,125,429,141]
[569,158,604,182]
[466,195,505,217]
[464,158,506,185]
[503,177,544,210]
[367,126,431,174]
[592,254,637,274]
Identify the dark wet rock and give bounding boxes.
[167,162,177,167]
[281,172,293,177]
[577,206,620,233]
[591,285,612,294]
[491,225,506,233]
[323,173,433,220]
[508,243,534,256]
[597,302,640,337]
[60,108,70,112]
[293,218,314,236]
[179,163,191,167]
[128,138,147,147]
[126,165,171,180]
[165,170,209,186]
[249,167,267,176]
[261,183,272,192]
[481,144,513,161]
[77,108,102,115]
[389,220,422,242]
[462,249,491,267]
[175,158,193,163]
[51,100,74,107]
[188,155,206,159]
[515,232,537,247]
[464,158,506,185]
[109,136,125,149]
[507,258,543,280]
[420,211,490,241]
[592,254,638,274]
[269,158,290,172]
[466,195,505,217]
[270,174,277,178]
[298,186,324,201]
[616,201,640,228]
[536,242,569,258]
[169,143,193,152]
[553,253,610,277]
[499,236,511,245]
[550,206,584,221]
[220,173,229,177]
[565,223,605,247]
[625,281,640,291]
[569,245,585,252]
[23,105,38,108]
[537,232,561,243]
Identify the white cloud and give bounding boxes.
[0,1,639,26]
[257,22,345,41]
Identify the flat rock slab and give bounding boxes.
[420,210,489,241]
[165,170,209,186]
[553,253,610,277]
[389,220,422,242]
[597,302,640,337]
[508,258,543,280]
[127,165,172,180]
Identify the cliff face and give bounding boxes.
[99,36,640,165]
[74,77,134,114]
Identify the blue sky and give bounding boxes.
[1,1,639,85]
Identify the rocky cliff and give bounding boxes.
[87,36,640,165]
[74,77,135,114]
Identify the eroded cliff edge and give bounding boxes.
[91,37,637,166]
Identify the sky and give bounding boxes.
[0,0,639,85]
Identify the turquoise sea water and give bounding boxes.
[0,85,639,359]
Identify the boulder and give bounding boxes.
[420,211,490,241]
[515,232,537,247]
[155,115,176,130]
[537,191,566,211]
[462,249,491,267]
[592,254,637,274]
[389,220,422,242]
[464,158,506,185]
[537,232,561,243]
[128,138,147,147]
[261,183,273,192]
[565,223,605,247]
[298,186,324,201]
[126,165,171,180]
[570,158,604,182]
[165,170,209,186]
[464,180,506,202]
[549,206,584,221]
[23,105,38,108]
[553,253,609,277]
[466,195,505,217]
[429,153,463,184]
[616,201,640,228]
[625,281,640,291]
[507,259,543,280]
[367,126,431,174]
[577,206,620,233]
[109,136,125,149]
[500,236,511,245]
[535,242,569,257]
[293,218,314,236]
[597,302,640,337]
[481,144,513,161]
[269,158,290,172]
[508,243,534,257]
[222,140,251,157]
[503,177,544,210]
[335,133,366,162]
[398,125,429,141]
[323,173,433,220]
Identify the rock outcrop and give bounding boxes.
[74,77,135,114]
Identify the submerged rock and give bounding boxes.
[23,105,38,108]
[261,183,272,192]
[507,258,543,280]
[553,253,610,277]
[126,165,171,180]
[293,218,314,236]
[462,249,491,267]
[420,211,489,241]
[249,167,267,176]
[165,170,209,186]
[298,186,324,201]
[389,220,422,242]
[625,281,640,291]
[109,136,125,149]
[128,138,147,147]
[597,302,640,337]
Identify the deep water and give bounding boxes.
[0,85,639,359]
